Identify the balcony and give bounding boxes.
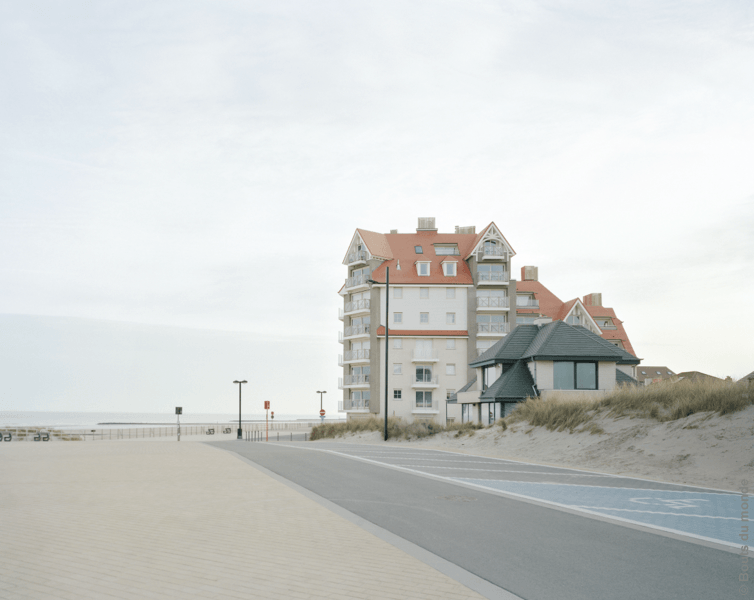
[344,270,372,290]
[343,374,370,387]
[476,271,509,285]
[338,331,344,344]
[413,398,437,412]
[338,354,344,367]
[338,308,344,321]
[344,349,370,362]
[411,349,439,362]
[477,322,510,335]
[344,324,370,338]
[342,398,370,411]
[477,246,508,260]
[347,250,368,265]
[516,298,539,309]
[598,322,618,330]
[476,296,510,310]
[345,299,371,314]
[412,374,439,388]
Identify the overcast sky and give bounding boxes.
[1,1,752,416]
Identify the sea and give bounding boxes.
[0,411,337,430]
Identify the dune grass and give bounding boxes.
[310,416,484,441]
[504,379,753,433]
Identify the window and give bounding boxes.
[446,364,456,376]
[477,263,505,282]
[446,339,456,350]
[446,390,456,401]
[516,316,537,325]
[416,390,432,408]
[442,262,457,277]
[446,312,455,325]
[417,262,430,276]
[393,312,402,323]
[415,246,423,254]
[516,295,534,307]
[392,338,402,349]
[566,315,582,325]
[393,363,402,375]
[350,365,370,383]
[554,362,597,390]
[476,340,494,355]
[393,287,402,299]
[446,287,455,299]
[420,312,429,324]
[350,390,370,409]
[420,287,429,299]
[393,389,402,400]
[416,366,433,383]
[434,245,459,255]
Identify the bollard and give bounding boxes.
[290,432,292,441]
[277,432,279,441]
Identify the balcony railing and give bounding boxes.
[343,398,370,410]
[344,349,370,361]
[338,331,344,344]
[414,398,436,410]
[347,250,368,264]
[338,354,344,366]
[345,270,372,289]
[344,324,370,337]
[477,246,507,260]
[599,323,618,330]
[412,375,439,386]
[345,299,370,313]
[476,271,509,284]
[516,298,539,309]
[412,349,439,362]
[343,374,370,386]
[477,322,510,334]
[338,308,344,321]
[477,296,510,309]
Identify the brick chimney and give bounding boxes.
[583,293,602,307]
[521,266,538,281]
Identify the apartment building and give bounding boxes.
[338,218,637,424]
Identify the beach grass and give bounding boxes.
[310,416,484,441]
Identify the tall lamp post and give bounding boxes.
[317,390,327,422]
[367,266,389,441]
[233,380,247,440]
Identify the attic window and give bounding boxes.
[435,245,459,256]
[415,246,423,254]
[417,262,430,276]
[442,262,457,276]
[656,371,661,375]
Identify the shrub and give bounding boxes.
[310,416,484,441]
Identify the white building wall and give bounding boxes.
[598,362,616,391]
[381,286,469,331]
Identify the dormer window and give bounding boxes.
[442,262,457,276]
[435,245,459,256]
[417,262,430,276]
[415,246,423,254]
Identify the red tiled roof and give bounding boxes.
[376,326,468,337]
[584,305,635,356]
[516,280,564,317]
[370,231,478,285]
[356,229,393,260]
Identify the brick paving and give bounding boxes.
[0,442,485,599]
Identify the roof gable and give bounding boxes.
[470,325,540,367]
[464,222,516,260]
[480,361,536,401]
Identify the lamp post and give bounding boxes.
[233,380,247,440]
[367,266,389,441]
[317,390,327,422]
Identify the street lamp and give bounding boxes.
[367,266,389,441]
[317,390,327,422]
[233,380,247,440]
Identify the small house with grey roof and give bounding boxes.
[453,318,641,425]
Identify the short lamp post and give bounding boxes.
[367,266,389,441]
[233,380,247,440]
[317,390,327,422]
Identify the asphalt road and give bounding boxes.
[213,440,746,600]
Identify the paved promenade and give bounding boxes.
[0,441,485,600]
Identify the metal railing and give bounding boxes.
[338,308,344,320]
[516,298,539,309]
[477,296,510,308]
[412,349,439,361]
[476,271,509,284]
[344,349,370,361]
[477,322,510,334]
[338,331,344,343]
[412,374,439,385]
[343,374,370,385]
[347,250,368,264]
[345,270,372,289]
[477,246,507,259]
[599,323,618,330]
[345,299,370,312]
[343,398,370,410]
[344,324,370,337]
[414,398,435,409]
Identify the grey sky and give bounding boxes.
[1,1,753,415]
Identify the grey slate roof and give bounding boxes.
[521,321,640,364]
[449,377,477,402]
[615,369,640,386]
[479,361,536,401]
[469,326,540,367]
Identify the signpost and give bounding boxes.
[175,407,182,442]
[264,401,270,441]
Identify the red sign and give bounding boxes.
[319,409,326,417]
[264,401,270,409]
